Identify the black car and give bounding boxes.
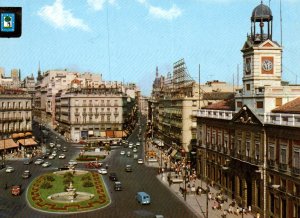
[58,167,69,171]
[23,159,33,165]
[109,173,118,181]
[125,165,132,172]
[62,147,68,152]
[22,170,31,179]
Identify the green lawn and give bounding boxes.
[27,171,110,213]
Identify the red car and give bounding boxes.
[11,185,21,196]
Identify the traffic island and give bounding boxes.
[27,171,110,213]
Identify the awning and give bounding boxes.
[25,132,32,136]
[114,130,123,138]
[17,138,38,146]
[0,139,18,150]
[18,133,25,138]
[170,149,178,157]
[11,133,20,139]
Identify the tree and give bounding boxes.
[4,16,11,22]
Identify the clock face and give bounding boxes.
[262,60,273,71]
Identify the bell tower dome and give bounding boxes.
[251,1,273,42]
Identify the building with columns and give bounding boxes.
[193,2,300,218]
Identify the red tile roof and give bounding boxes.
[202,98,235,111]
[272,97,300,114]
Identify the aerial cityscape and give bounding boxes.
[1,1,300,218]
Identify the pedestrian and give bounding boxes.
[5,183,8,190]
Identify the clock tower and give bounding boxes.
[236,1,283,113]
[241,1,282,90]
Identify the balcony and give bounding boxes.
[279,163,288,172]
[268,159,275,168]
[291,167,300,176]
[75,112,80,116]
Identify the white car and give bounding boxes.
[137,159,144,164]
[34,159,44,165]
[136,142,140,146]
[128,142,133,149]
[68,160,77,165]
[56,144,61,148]
[48,155,55,160]
[58,154,66,159]
[133,148,138,153]
[120,151,125,155]
[5,166,15,173]
[49,143,55,148]
[42,162,51,167]
[98,168,108,175]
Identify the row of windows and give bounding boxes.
[74,99,119,106]
[236,98,283,109]
[74,107,119,113]
[0,101,31,109]
[269,145,300,168]
[74,115,119,123]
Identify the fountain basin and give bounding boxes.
[47,191,94,203]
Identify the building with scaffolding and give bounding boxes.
[149,59,236,161]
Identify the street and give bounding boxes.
[0,120,198,218]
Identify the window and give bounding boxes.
[275,98,282,107]
[192,100,197,107]
[107,115,111,122]
[237,101,242,108]
[101,116,104,122]
[246,141,250,157]
[293,148,300,169]
[75,100,79,106]
[246,84,250,91]
[255,142,260,160]
[269,144,275,160]
[206,132,210,144]
[107,100,110,105]
[114,100,118,105]
[256,101,263,109]
[280,146,287,164]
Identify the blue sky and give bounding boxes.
[0,0,300,95]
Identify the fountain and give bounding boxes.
[47,178,94,203]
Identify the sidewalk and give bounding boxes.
[146,140,255,218]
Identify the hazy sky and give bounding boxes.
[1,0,300,95]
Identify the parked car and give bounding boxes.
[34,159,44,165]
[56,144,61,148]
[5,166,15,173]
[136,142,141,146]
[127,151,131,157]
[58,154,66,159]
[42,162,51,168]
[22,170,31,179]
[133,154,138,159]
[23,159,33,165]
[133,148,137,153]
[114,181,122,191]
[125,165,132,172]
[49,143,55,148]
[138,159,144,164]
[136,192,151,205]
[98,168,108,175]
[109,173,118,181]
[48,155,55,160]
[11,185,21,196]
[120,151,125,155]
